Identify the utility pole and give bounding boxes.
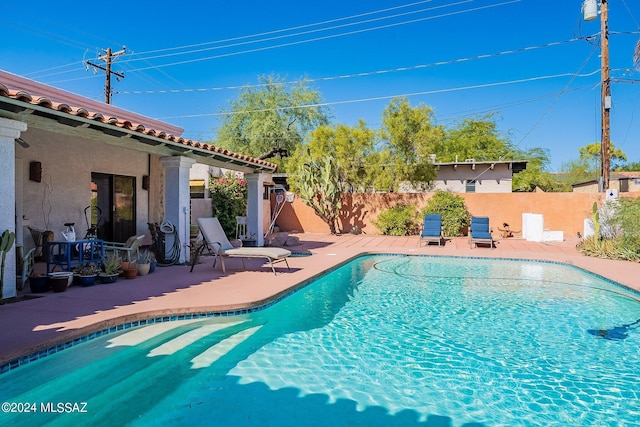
[583,0,611,192]
[86,46,126,104]
[600,0,611,192]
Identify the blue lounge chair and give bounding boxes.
[419,214,443,247]
[469,216,495,249]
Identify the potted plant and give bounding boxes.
[29,274,50,293]
[148,251,157,274]
[99,254,121,284]
[137,249,151,276]
[123,259,138,279]
[49,271,73,292]
[74,263,100,287]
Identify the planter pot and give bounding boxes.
[77,275,98,287]
[149,260,157,274]
[137,263,150,276]
[124,267,138,280]
[119,261,131,277]
[29,275,50,293]
[99,273,119,284]
[49,272,73,292]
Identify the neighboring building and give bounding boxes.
[572,172,640,193]
[430,159,527,193]
[0,70,277,300]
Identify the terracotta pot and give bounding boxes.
[124,267,138,279]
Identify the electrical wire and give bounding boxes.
[116,36,591,96]
[158,70,601,120]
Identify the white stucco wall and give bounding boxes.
[16,127,150,240]
[433,163,514,193]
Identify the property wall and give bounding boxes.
[273,192,640,237]
[17,127,150,241]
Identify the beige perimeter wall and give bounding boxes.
[273,192,640,237]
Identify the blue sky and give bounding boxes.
[2,0,639,170]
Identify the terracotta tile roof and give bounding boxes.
[0,70,277,172]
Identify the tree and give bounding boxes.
[379,97,441,190]
[289,150,342,234]
[288,121,376,192]
[437,115,514,162]
[512,147,570,192]
[579,142,627,171]
[215,74,330,171]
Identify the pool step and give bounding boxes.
[16,320,262,409]
[106,319,208,348]
[190,325,263,369]
[147,321,244,357]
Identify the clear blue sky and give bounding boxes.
[2,0,639,170]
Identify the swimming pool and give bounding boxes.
[1,255,639,426]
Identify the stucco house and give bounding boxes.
[571,172,640,193]
[431,159,527,193]
[0,70,277,300]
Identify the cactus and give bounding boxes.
[0,229,16,303]
[592,201,601,240]
[296,155,342,234]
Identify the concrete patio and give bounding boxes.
[1,233,639,368]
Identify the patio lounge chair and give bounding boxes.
[419,214,443,247]
[103,234,145,261]
[190,217,291,275]
[469,216,495,249]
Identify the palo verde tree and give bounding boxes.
[215,74,329,171]
[378,97,441,190]
[435,114,514,162]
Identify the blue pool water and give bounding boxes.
[1,255,640,426]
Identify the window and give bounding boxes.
[466,179,476,193]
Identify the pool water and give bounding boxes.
[1,255,640,426]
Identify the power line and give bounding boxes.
[115,35,592,96]
[123,1,522,73]
[158,70,600,120]
[123,1,473,65]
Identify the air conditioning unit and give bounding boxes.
[464,158,475,163]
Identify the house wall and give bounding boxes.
[274,192,640,237]
[17,127,150,241]
[434,163,514,193]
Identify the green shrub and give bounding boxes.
[373,204,418,236]
[210,173,247,237]
[421,190,470,237]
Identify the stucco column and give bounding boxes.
[0,118,27,300]
[159,156,196,264]
[245,173,270,247]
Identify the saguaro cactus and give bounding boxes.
[0,229,16,303]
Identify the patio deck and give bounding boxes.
[1,233,639,367]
